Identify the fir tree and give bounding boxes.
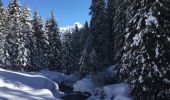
[80,21,89,49]
[71,24,82,71]
[32,11,49,70]
[120,0,170,99]
[0,0,6,68]
[79,21,92,76]
[106,0,116,64]
[113,0,131,64]
[45,12,62,71]
[62,31,74,74]
[89,0,109,73]
[4,0,28,71]
[21,6,34,71]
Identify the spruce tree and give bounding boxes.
[32,11,49,70]
[45,12,62,71]
[0,0,7,68]
[4,0,28,71]
[120,0,170,99]
[80,21,89,49]
[106,0,116,64]
[89,0,109,73]
[71,24,82,71]
[62,31,74,74]
[79,21,92,76]
[21,6,34,71]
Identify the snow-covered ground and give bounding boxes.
[87,83,131,100]
[0,65,132,100]
[73,77,96,94]
[0,68,64,100]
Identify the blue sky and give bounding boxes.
[3,0,91,27]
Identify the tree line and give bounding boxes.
[0,0,169,99]
[80,0,170,99]
[0,0,88,73]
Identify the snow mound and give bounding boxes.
[87,96,100,100]
[105,65,117,77]
[104,83,130,100]
[39,70,79,85]
[114,95,132,100]
[40,70,69,84]
[0,87,59,100]
[88,83,131,100]
[0,68,64,99]
[73,77,96,94]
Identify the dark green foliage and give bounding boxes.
[32,11,49,70]
[21,6,34,71]
[89,0,109,73]
[45,12,62,71]
[5,0,28,71]
[120,0,170,99]
[62,32,74,74]
[106,0,116,64]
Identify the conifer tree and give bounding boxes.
[79,21,92,75]
[71,24,82,71]
[32,11,49,70]
[62,32,74,73]
[4,0,28,71]
[120,0,170,99]
[80,21,89,49]
[21,6,34,71]
[45,12,62,71]
[106,0,116,64]
[113,0,131,64]
[89,0,109,73]
[0,0,7,68]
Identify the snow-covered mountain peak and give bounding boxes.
[59,22,83,33]
[73,22,83,28]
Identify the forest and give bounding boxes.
[0,0,170,100]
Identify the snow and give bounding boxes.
[87,83,131,100]
[125,32,130,39]
[103,83,130,100]
[73,77,96,94]
[133,34,141,46]
[0,68,64,99]
[163,79,170,84]
[40,70,69,84]
[106,65,117,77]
[155,43,159,57]
[74,22,83,28]
[138,75,143,83]
[87,96,100,100]
[39,70,79,85]
[145,11,158,27]
[0,87,59,100]
[114,95,132,100]
[59,22,83,33]
[167,37,170,42]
